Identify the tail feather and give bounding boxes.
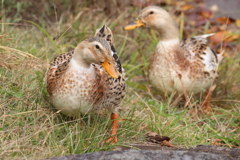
[194,33,215,42]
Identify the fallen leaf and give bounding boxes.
[181,4,193,11]
[200,10,213,19]
[236,19,240,28]
[216,17,235,24]
[224,34,240,42]
[162,140,175,147]
[210,31,230,43]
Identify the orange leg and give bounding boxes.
[177,73,189,107]
[202,89,212,113]
[202,85,216,113]
[106,113,118,143]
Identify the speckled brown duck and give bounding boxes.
[124,6,223,112]
[47,26,126,143]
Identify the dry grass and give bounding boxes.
[0,1,239,159]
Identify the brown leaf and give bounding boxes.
[236,19,240,28]
[210,30,240,52]
[210,31,230,43]
[224,34,240,42]
[181,4,193,11]
[216,17,236,24]
[145,132,171,144]
[200,10,213,19]
[161,140,175,147]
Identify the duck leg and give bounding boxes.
[201,85,216,113]
[106,113,118,143]
[177,73,190,107]
[202,89,212,113]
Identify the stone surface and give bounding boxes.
[48,145,240,160]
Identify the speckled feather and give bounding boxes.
[95,25,123,74]
[46,34,125,116]
[47,50,74,96]
[149,34,220,94]
[125,6,222,94]
[177,37,218,79]
[92,25,126,110]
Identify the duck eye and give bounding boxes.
[95,45,100,49]
[107,35,111,39]
[150,11,154,14]
[107,35,111,41]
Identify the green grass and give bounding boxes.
[1,1,240,159]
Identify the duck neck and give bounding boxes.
[72,45,92,69]
[155,23,180,54]
[159,22,179,41]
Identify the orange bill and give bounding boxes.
[124,20,145,30]
[102,59,121,79]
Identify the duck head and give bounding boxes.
[74,37,121,78]
[126,6,177,31]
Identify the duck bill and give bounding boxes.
[124,20,145,30]
[102,58,121,79]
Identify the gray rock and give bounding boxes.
[48,145,240,160]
